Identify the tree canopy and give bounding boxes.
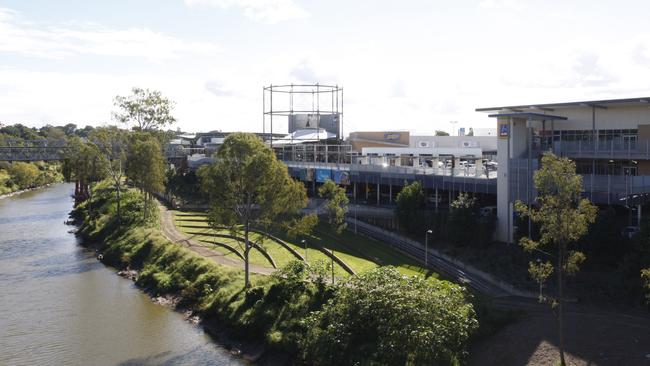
[318,179,349,234]
[515,153,597,366]
[300,266,477,365]
[113,87,176,131]
[395,181,425,234]
[198,132,308,287]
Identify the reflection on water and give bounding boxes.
[0,184,244,366]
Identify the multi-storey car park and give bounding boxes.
[477,97,650,243]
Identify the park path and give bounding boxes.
[158,204,275,276]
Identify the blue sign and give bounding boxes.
[499,123,509,138]
[315,169,332,183]
[333,170,350,185]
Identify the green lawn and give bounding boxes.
[172,211,438,279]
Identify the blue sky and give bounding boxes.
[1,0,650,134]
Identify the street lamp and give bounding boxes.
[331,249,335,285]
[425,229,433,266]
[536,258,543,300]
[301,239,307,262]
[450,121,458,136]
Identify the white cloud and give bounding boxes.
[184,0,309,24]
[0,7,220,61]
[477,0,526,11]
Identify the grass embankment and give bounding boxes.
[73,182,482,365]
[174,211,437,279]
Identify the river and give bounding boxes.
[0,184,245,366]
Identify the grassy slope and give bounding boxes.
[73,185,333,356]
[173,211,438,279]
[73,184,504,364]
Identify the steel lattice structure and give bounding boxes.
[262,83,343,146]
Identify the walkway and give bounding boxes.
[158,205,275,276]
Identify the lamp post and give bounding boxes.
[450,121,458,136]
[331,249,335,285]
[301,239,307,262]
[425,229,433,266]
[536,258,543,300]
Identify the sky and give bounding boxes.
[1,0,650,135]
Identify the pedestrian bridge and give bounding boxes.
[0,141,68,161]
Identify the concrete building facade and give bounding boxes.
[478,97,650,243]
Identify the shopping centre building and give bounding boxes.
[477,97,650,242]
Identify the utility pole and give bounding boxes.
[425,229,433,266]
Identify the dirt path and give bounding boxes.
[158,205,275,276]
[471,297,650,366]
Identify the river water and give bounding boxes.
[0,184,244,366]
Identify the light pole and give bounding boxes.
[425,229,433,266]
[301,239,307,262]
[536,258,543,299]
[450,121,458,136]
[331,249,335,285]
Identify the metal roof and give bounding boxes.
[476,96,650,112]
[487,112,568,120]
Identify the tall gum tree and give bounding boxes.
[91,126,128,226]
[318,179,349,235]
[198,133,308,288]
[515,153,597,366]
[113,87,176,131]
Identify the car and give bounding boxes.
[480,206,497,217]
[621,226,640,238]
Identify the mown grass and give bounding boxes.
[173,211,438,279]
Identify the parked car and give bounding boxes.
[480,206,497,217]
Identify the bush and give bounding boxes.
[448,193,480,246]
[395,181,426,235]
[300,267,477,365]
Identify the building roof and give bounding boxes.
[476,96,650,112]
[486,112,568,120]
[273,128,337,145]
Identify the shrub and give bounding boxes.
[300,267,477,365]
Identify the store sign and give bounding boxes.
[498,121,509,138]
[384,133,401,141]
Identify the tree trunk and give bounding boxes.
[558,242,566,366]
[244,224,250,288]
[116,183,121,228]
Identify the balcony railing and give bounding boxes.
[538,138,650,159]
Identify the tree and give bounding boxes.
[62,138,107,210]
[300,267,477,365]
[467,127,474,136]
[434,130,449,136]
[126,134,166,221]
[515,153,597,366]
[198,133,308,288]
[113,87,176,131]
[642,268,650,306]
[448,193,479,246]
[9,162,39,189]
[91,126,128,226]
[395,181,425,234]
[318,179,349,234]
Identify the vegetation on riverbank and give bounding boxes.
[73,182,480,365]
[0,161,63,195]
